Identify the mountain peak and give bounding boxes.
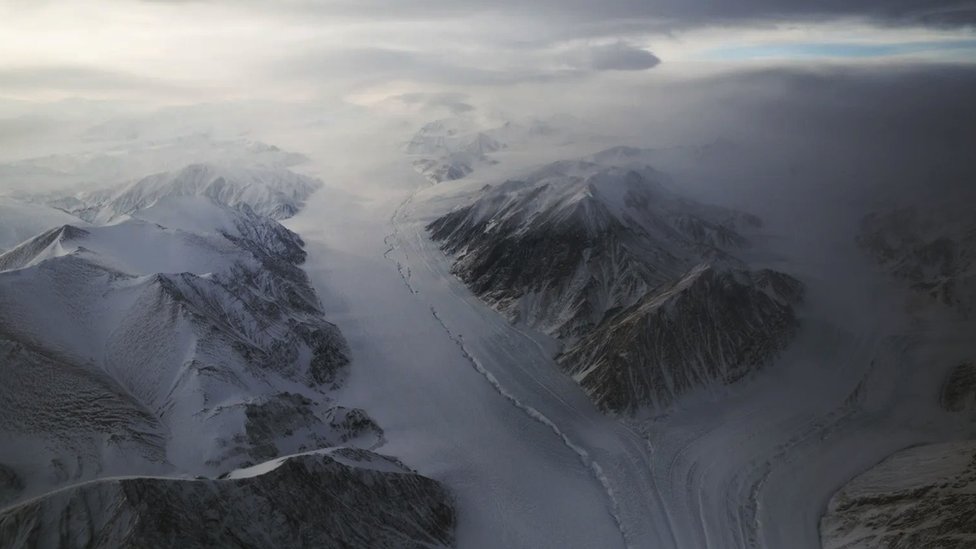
[0,224,90,272]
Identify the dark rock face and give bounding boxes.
[235,395,383,464]
[820,441,976,549]
[243,393,325,461]
[413,156,474,184]
[941,362,976,413]
[558,265,803,414]
[429,157,803,414]
[0,452,456,549]
[858,203,975,315]
[324,407,385,443]
[0,464,24,506]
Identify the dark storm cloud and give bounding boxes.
[695,63,976,149]
[565,42,661,71]
[649,63,976,197]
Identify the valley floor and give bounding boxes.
[288,162,633,548]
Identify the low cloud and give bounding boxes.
[565,42,662,71]
[0,64,199,100]
[271,47,584,92]
[393,92,476,114]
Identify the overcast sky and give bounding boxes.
[0,0,973,190]
[1,0,974,105]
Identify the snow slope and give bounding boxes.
[0,197,366,504]
[0,199,88,253]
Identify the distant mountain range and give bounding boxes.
[405,115,591,183]
[43,162,322,223]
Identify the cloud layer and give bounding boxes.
[0,0,973,107]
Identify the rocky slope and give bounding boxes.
[858,199,975,317]
[428,154,802,414]
[820,441,976,549]
[941,361,976,413]
[412,154,478,184]
[0,450,455,549]
[558,264,803,413]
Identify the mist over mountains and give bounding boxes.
[1,2,975,547]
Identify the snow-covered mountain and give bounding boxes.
[0,136,309,193]
[405,119,505,157]
[820,440,976,548]
[587,141,744,169]
[428,160,759,337]
[0,195,455,546]
[45,163,322,223]
[405,119,504,184]
[0,198,353,487]
[427,154,802,413]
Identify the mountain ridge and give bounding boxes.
[428,152,802,414]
